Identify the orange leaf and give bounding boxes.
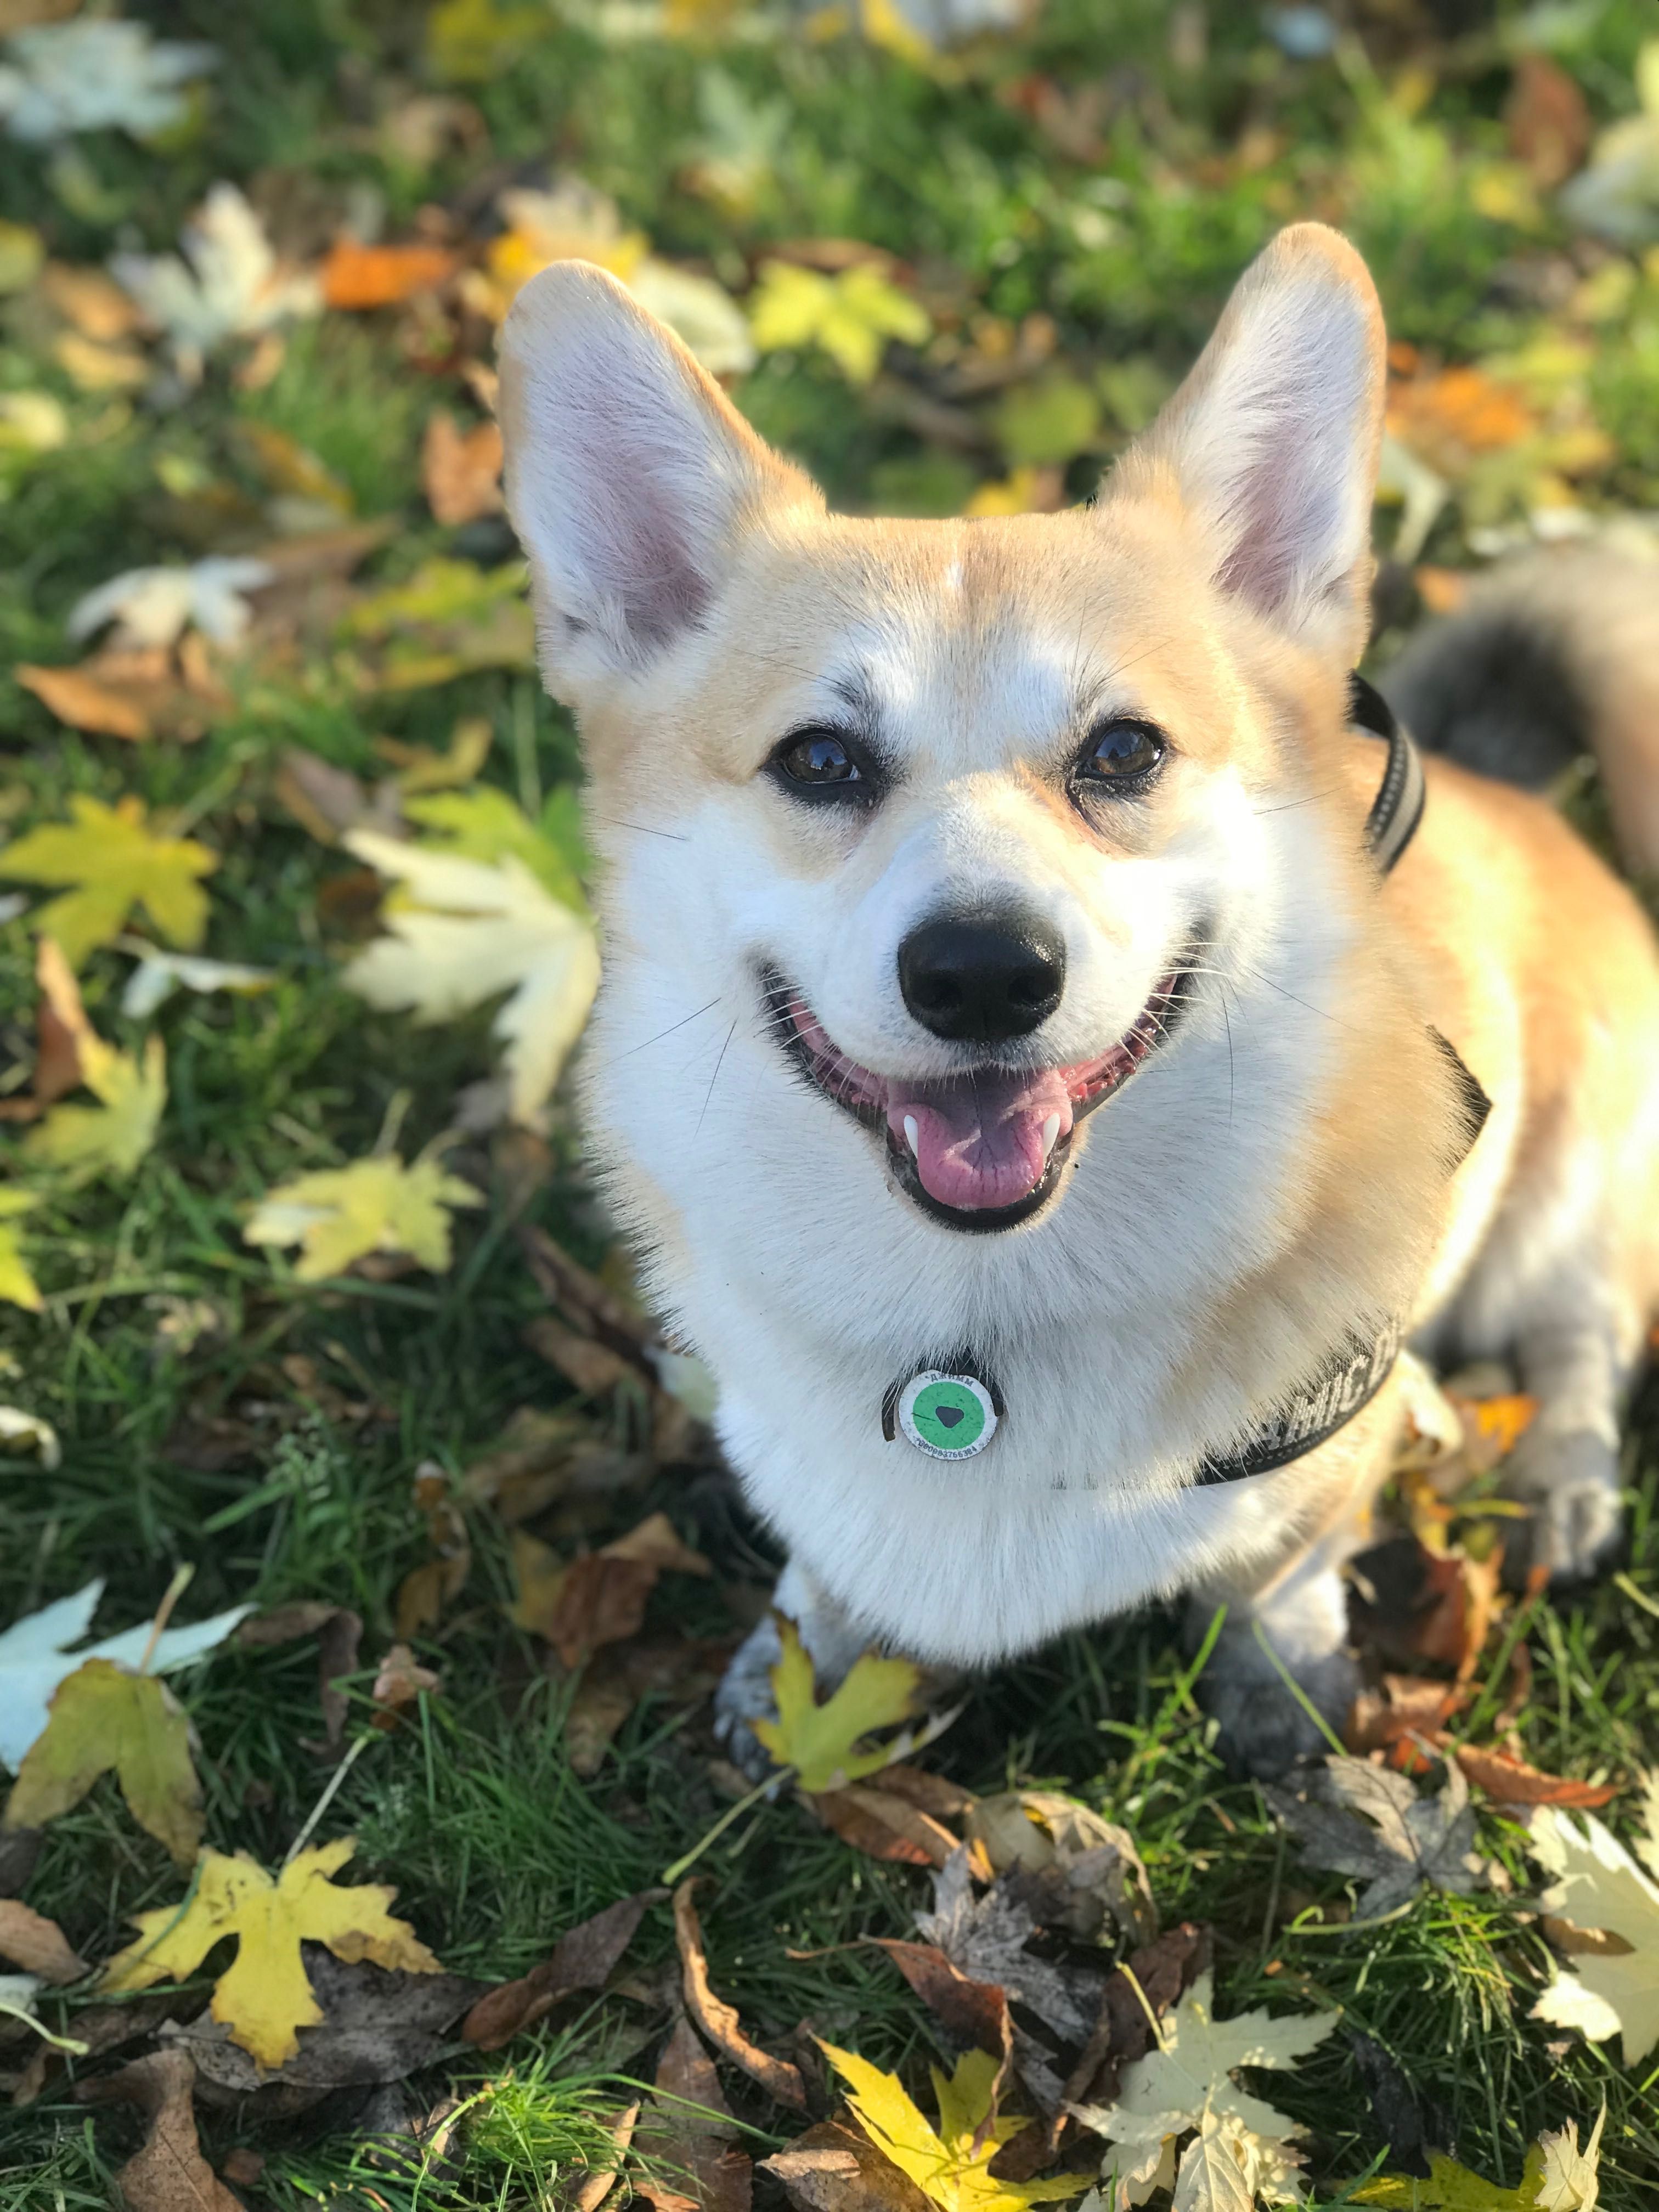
[17,662,150,741]
[1449,1743,1619,1808]
[421,410,504,527]
[321,239,460,310]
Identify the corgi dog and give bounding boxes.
[499,224,1659,1776]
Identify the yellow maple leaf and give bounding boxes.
[100,1838,441,2070]
[3,1657,202,1866]
[822,2040,1088,2209]
[1352,2146,1550,2210]
[21,940,166,1186]
[243,1150,483,1282]
[0,1191,43,1313]
[752,1616,923,1792]
[1528,1803,1659,2066]
[0,793,216,969]
[748,259,930,384]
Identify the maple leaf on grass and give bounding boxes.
[101,1837,441,2070]
[75,2048,241,2212]
[3,1657,204,1864]
[754,1617,936,1793]
[19,939,165,1185]
[0,1576,250,1770]
[1351,2106,1604,2211]
[748,258,930,383]
[111,182,320,380]
[1527,1799,1659,2064]
[0,794,216,968]
[1264,1754,1494,1920]
[243,1149,483,1281]
[343,826,599,1126]
[1073,1969,1339,2212]
[822,2038,1091,2209]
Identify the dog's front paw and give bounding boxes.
[713,1613,786,1781]
[1194,1614,1358,1782]
[1502,1426,1623,1586]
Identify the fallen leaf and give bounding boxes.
[967,1791,1156,1944]
[18,643,235,744]
[371,1642,439,1729]
[167,1949,486,2096]
[1265,1756,1494,1920]
[872,1934,1012,2070]
[19,939,166,1185]
[321,238,460,309]
[760,2120,934,2210]
[1558,41,1659,245]
[673,1878,806,2109]
[75,2049,241,2212]
[69,555,273,651]
[101,1838,442,2071]
[636,2013,752,2211]
[422,409,504,526]
[2,1657,203,1864]
[1449,1745,1618,1810]
[509,1515,708,1670]
[1534,2105,1604,2212]
[1055,1922,1214,2151]
[915,1847,1103,2047]
[0,1899,87,1983]
[274,745,406,845]
[812,1779,962,1867]
[243,1148,484,1280]
[16,661,149,740]
[117,944,275,1022]
[1350,2145,1549,2209]
[40,261,144,342]
[0,1576,250,1771]
[1348,1536,1502,1681]
[1073,1969,1338,2212]
[566,1635,731,1777]
[0,1192,43,1312]
[111,182,320,381]
[461,1890,657,2049]
[1,795,216,968]
[1345,1674,1468,1756]
[748,259,930,384]
[523,1316,640,1396]
[374,717,494,794]
[1528,1803,1659,2064]
[0,18,215,143]
[822,2038,1089,2209]
[342,828,599,1127]
[753,1617,924,1793]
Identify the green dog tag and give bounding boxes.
[896,1369,997,1460]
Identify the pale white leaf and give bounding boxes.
[1528,1807,1659,2064]
[69,556,273,651]
[0,1407,60,1468]
[111,183,320,378]
[0,20,215,144]
[117,943,275,1020]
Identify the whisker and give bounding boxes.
[695,1019,739,1137]
[612,997,722,1063]
[592,815,690,843]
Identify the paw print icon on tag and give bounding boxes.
[896,1369,998,1460]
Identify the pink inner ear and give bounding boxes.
[1215,418,1355,620]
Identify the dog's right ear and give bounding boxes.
[499,260,820,700]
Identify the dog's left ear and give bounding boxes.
[1117,223,1386,666]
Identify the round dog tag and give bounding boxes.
[896,1369,998,1460]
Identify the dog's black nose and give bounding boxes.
[898,911,1066,1043]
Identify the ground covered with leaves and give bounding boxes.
[2,0,1658,2206]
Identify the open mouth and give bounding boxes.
[764,958,1198,1232]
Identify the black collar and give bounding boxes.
[1351,671,1426,874]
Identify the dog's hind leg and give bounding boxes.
[714,1558,873,1779]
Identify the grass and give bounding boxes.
[3,0,1659,2203]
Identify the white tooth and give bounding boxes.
[903,1114,920,1158]
[1041,1113,1060,1163]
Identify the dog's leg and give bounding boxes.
[1499,1261,1626,1584]
[714,1559,871,1779]
[1187,1397,1397,1779]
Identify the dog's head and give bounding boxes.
[500,225,1392,1235]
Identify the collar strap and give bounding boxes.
[1191,1317,1404,1488]
[1351,672,1425,874]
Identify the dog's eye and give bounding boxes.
[1074,719,1166,790]
[769,727,874,799]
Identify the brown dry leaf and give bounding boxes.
[371,1643,439,1729]
[1349,1536,1503,1680]
[16,661,150,741]
[635,2015,753,2212]
[573,2100,643,2211]
[523,1316,640,1396]
[810,1781,962,1867]
[321,239,461,309]
[565,1636,731,1778]
[41,263,143,342]
[422,410,504,527]
[274,746,407,845]
[603,1513,712,1578]
[759,2120,933,2211]
[0,1899,87,1983]
[1448,1745,1619,1809]
[510,1515,708,1670]
[461,1890,658,2050]
[18,644,233,745]
[0,963,84,1124]
[393,1462,472,1640]
[75,2049,242,2212]
[237,1602,364,1757]
[870,1938,1012,2080]
[673,1880,807,2110]
[1505,53,1592,188]
[1346,1674,1469,1755]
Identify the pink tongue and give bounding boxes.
[887,1067,1074,1211]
